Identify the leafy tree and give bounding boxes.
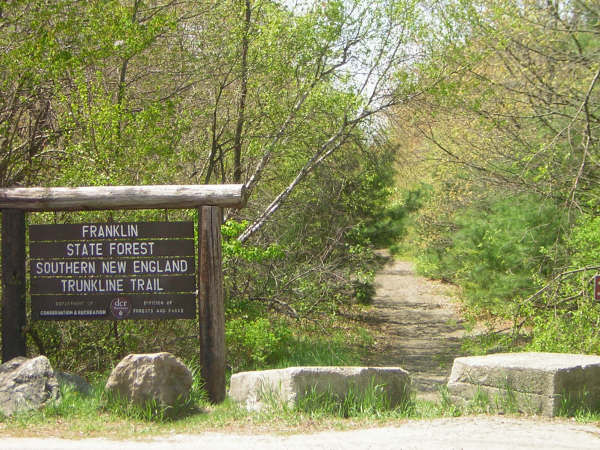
[395,0,600,209]
[1,0,424,371]
[389,0,600,350]
[0,1,74,186]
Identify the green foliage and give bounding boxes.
[225,317,293,371]
[528,303,600,355]
[362,183,432,250]
[417,193,566,315]
[461,332,521,356]
[225,314,371,372]
[352,279,376,305]
[222,220,284,263]
[30,317,199,375]
[222,141,397,319]
[389,0,600,355]
[568,215,600,268]
[522,214,600,354]
[1,0,409,374]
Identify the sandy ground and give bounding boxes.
[2,417,600,449]
[364,254,466,400]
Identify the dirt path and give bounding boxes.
[363,252,466,399]
[3,417,600,449]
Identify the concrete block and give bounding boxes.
[229,366,411,411]
[447,352,600,416]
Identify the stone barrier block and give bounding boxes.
[447,352,600,416]
[229,366,411,411]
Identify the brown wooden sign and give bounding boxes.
[29,221,194,240]
[31,294,196,321]
[30,239,194,258]
[3,185,236,404]
[29,221,196,321]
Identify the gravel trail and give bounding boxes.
[364,253,466,399]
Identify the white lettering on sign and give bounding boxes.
[60,278,124,293]
[101,260,127,274]
[143,299,174,306]
[108,241,154,256]
[81,224,139,238]
[66,242,103,257]
[39,309,105,317]
[34,260,97,275]
[129,278,164,292]
[132,259,188,274]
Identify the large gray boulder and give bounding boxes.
[0,356,60,416]
[229,366,411,411]
[447,352,600,416]
[105,352,193,406]
[56,371,92,396]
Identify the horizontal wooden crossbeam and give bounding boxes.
[0,184,246,211]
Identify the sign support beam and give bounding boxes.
[198,206,226,404]
[2,209,27,362]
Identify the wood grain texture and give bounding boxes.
[2,209,27,361]
[0,185,246,211]
[198,206,226,403]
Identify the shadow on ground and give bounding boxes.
[361,252,467,400]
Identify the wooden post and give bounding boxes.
[2,209,27,362]
[198,206,225,403]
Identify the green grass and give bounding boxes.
[293,378,409,419]
[556,389,600,422]
[4,375,600,439]
[224,316,373,373]
[274,333,368,368]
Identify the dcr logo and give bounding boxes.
[110,297,131,319]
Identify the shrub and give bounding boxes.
[416,193,566,316]
[525,214,600,354]
[225,317,293,371]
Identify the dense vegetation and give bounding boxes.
[0,0,599,378]
[0,0,420,374]
[392,0,600,353]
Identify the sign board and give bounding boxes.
[29,221,196,320]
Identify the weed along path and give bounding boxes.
[363,252,466,399]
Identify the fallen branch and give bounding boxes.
[521,265,600,305]
[250,296,299,319]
